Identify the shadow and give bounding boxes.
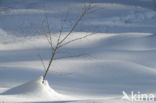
[0,0,155,36]
[0,66,42,88]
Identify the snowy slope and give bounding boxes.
[1,0,156,103]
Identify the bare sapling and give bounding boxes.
[41,3,93,83]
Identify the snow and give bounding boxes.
[0,76,74,102]
[3,76,59,96]
[1,0,156,103]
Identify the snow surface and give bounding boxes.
[0,76,75,102]
[1,0,156,103]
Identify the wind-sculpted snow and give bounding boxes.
[0,0,156,35]
[1,0,156,103]
[2,77,71,100]
[1,33,156,100]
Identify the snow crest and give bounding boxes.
[2,76,69,100]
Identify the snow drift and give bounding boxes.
[2,76,70,100]
[1,0,156,103]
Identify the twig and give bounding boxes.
[37,53,46,71]
[59,32,95,48]
[41,19,54,50]
[58,3,91,45]
[57,11,69,44]
[54,53,88,60]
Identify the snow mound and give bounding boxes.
[2,76,68,100]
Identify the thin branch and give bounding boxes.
[58,3,91,45]
[45,15,52,44]
[58,32,95,48]
[41,1,54,50]
[38,53,46,71]
[54,53,88,60]
[41,19,54,50]
[86,5,99,14]
[57,12,69,44]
